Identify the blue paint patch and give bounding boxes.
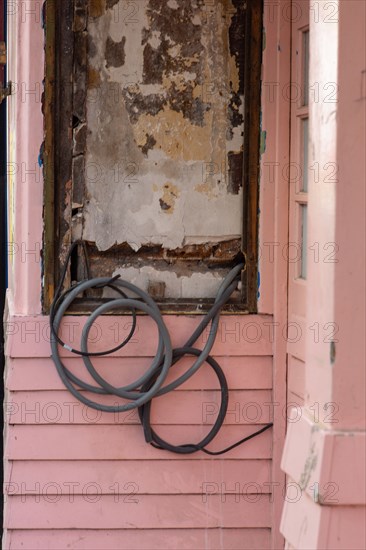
[257,270,261,299]
[41,2,46,30]
[38,142,44,167]
[260,130,267,155]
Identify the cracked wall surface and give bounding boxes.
[64,0,248,300]
[79,0,245,254]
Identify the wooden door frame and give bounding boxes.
[42,0,264,314]
[259,1,293,547]
[265,1,310,546]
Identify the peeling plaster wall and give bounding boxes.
[81,0,245,255]
[104,266,228,300]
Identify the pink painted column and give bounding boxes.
[258,2,292,547]
[6,0,44,316]
[280,1,366,548]
[331,1,366,432]
[3,6,44,549]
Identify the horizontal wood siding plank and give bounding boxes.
[5,495,272,529]
[6,528,271,549]
[6,315,274,358]
[7,389,273,425]
[6,424,272,460]
[7,355,273,391]
[5,459,272,495]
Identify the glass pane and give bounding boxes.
[302,118,309,192]
[300,205,308,279]
[303,30,310,106]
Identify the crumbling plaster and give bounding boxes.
[81,0,245,253]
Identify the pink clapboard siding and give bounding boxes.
[7,529,271,550]
[4,314,275,549]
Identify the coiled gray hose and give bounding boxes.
[51,257,243,412]
[50,242,273,454]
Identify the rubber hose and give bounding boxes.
[50,264,243,413]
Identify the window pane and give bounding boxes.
[303,30,310,106]
[300,205,308,279]
[302,118,309,192]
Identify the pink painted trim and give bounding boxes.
[304,0,339,410]
[281,412,366,505]
[332,0,366,430]
[259,2,292,547]
[7,1,44,315]
[281,480,366,550]
[281,2,366,546]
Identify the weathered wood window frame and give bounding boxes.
[43,0,263,314]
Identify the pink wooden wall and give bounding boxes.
[280,1,366,549]
[3,2,289,549]
[6,1,365,549]
[4,316,274,549]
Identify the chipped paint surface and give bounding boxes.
[104,265,229,300]
[81,0,246,253]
